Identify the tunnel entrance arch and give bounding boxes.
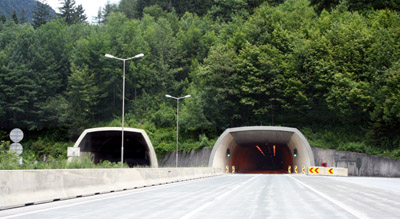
[71,127,158,167]
[209,126,314,173]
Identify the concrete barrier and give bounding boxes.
[0,168,223,210]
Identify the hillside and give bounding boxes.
[0,0,55,23]
[0,0,400,164]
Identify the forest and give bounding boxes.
[1,0,400,166]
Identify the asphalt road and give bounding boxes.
[1,174,399,219]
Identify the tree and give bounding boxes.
[67,64,100,129]
[75,5,87,23]
[94,7,102,25]
[0,14,6,24]
[208,0,249,22]
[58,0,76,25]
[101,2,118,23]
[32,1,52,29]
[11,10,18,24]
[118,0,138,19]
[20,8,28,24]
[192,45,241,130]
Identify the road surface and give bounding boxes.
[1,174,399,218]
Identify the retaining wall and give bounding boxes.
[162,147,400,177]
[0,167,223,210]
[312,147,400,177]
[161,147,212,167]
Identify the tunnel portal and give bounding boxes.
[72,127,158,167]
[209,126,314,173]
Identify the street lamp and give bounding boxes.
[105,53,144,167]
[165,94,191,167]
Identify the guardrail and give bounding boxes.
[0,168,223,210]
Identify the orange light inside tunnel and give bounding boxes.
[273,145,276,157]
[256,145,266,157]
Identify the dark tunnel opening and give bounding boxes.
[209,127,315,173]
[80,131,151,167]
[232,143,293,174]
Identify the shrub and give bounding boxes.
[0,141,21,170]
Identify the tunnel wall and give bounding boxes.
[70,127,158,167]
[208,126,315,171]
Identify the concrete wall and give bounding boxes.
[312,147,400,177]
[162,147,400,177]
[0,167,223,210]
[161,147,213,167]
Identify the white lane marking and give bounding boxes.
[180,175,261,219]
[1,176,224,219]
[288,175,370,219]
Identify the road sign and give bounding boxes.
[309,167,320,174]
[226,166,229,173]
[328,168,334,174]
[10,128,23,143]
[302,166,305,174]
[295,166,298,174]
[288,166,291,174]
[232,166,235,174]
[9,143,23,156]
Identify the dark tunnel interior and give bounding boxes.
[80,131,151,167]
[231,143,293,173]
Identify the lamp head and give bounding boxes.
[134,53,144,58]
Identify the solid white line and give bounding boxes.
[1,176,223,219]
[180,175,261,219]
[288,175,370,219]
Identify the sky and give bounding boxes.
[46,0,121,23]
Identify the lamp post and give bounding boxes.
[105,53,144,168]
[165,94,191,167]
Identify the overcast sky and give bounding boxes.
[46,0,121,23]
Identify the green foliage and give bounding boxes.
[58,0,87,25]
[27,138,71,159]
[0,140,20,170]
[311,0,400,13]
[1,0,400,164]
[32,0,53,28]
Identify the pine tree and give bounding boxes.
[59,1,87,24]
[101,2,117,24]
[75,4,87,23]
[20,8,28,24]
[94,7,102,25]
[58,0,77,25]
[32,1,52,29]
[11,10,18,24]
[0,14,6,24]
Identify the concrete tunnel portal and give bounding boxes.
[71,127,158,167]
[209,127,315,173]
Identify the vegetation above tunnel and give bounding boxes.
[1,0,400,169]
